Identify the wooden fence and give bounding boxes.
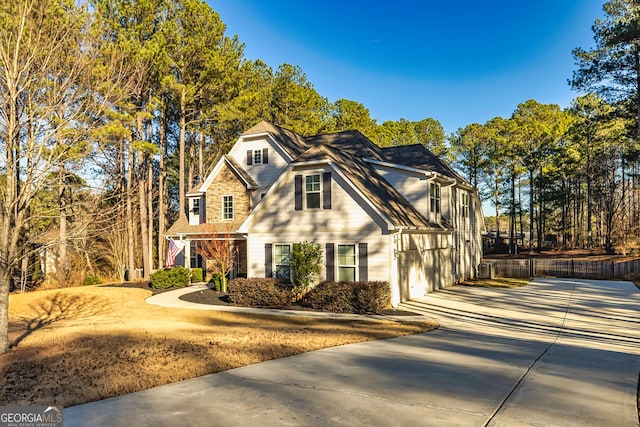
[482,258,640,280]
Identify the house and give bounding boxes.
[165,121,485,306]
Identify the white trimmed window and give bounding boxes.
[337,244,356,281]
[430,182,441,214]
[306,174,321,209]
[461,192,469,218]
[253,149,262,165]
[222,195,234,220]
[274,244,291,279]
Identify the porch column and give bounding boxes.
[183,239,190,268]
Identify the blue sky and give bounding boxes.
[210,1,604,135]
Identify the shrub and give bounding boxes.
[83,275,102,286]
[150,266,191,289]
[303,281,391,314]
[354,281,391,314]
[291,241,323,295]
[191,268,203,282]
[208,273,224,292]
[303,281,356,313]
[228,278,293,307]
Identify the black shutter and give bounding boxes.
[322,172,331,210]
[294,174,303,211]
[265,243,273,278]
[263,148,269,164]
[325,243,335,281]
[246,150,253,165]
[358,243,368,282]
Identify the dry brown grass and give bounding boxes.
[1,286,435,408]
[460,277,530,288]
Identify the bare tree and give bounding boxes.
[195,225,237,292]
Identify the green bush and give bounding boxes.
[291,241,323,295]
[150,266,191,289]
[191,268,203,282]
[208,273,224,292]
[228,278,293,307]
[303,281,391,314]
[83,275,102,286]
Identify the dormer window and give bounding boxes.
[246,148,269,165]
[294,172,332,211]
[305,175,321,209]
[189,197,203,225]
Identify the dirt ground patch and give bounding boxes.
[1,286,436,408]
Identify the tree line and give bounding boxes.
[450,0,640,256]
[0,0,638,354]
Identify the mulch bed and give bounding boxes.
[179,287,421,317]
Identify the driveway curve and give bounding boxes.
[65,278,640,426]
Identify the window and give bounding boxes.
[189,197,201,225]
[306,174,321,209]
[253,149,262,165]
[274,244,291,279]
[337,244,356,281]
[430,182,441,214]
[461,192,469,218]
[222,195,234,220]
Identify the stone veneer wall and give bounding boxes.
[206,163,251,223]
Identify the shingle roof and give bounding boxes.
[165,214,245,237]
[305,130,385,161]
[381,144,466,182]
[243,121,309,158]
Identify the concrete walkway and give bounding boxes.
[64,278,640,426]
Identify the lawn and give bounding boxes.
[1,285,436,408]
[460,277,530,288]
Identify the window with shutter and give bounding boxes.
[337,244,356,281]
[305,175,321,209]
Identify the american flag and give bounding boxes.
[166,239,185,267]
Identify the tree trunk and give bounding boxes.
[126,140,136,280]
[509,170,516,254]
[198,129,204,183]
[528,168,535,253]
[179,90,186,216]
[158,102,167,269]
[147,154,154,273]
[58,165,68,282]
[139,161,150,279]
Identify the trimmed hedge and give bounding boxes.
[190,268,203,282]
[150,266,191,289]
[228,278,293,307]
[303,281,391,314]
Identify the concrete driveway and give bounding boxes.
[64,278,640,426]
